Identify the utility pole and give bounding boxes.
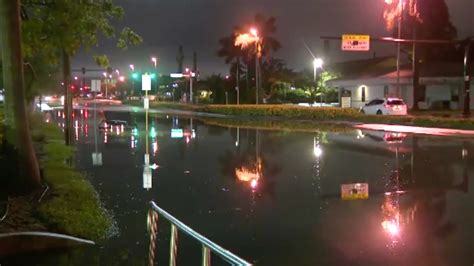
[193,51,197,74]
[395,0,404,97]
[463,39,471,117]
[176,45,184,74]
[236,56,240,105]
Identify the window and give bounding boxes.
[386,99,404,105]
[366,100,377,106]
[361,86,366,102]
[375,99,385,105]
[383,85,389,97]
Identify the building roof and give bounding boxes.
[329,57,474,81]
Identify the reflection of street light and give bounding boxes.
[313,137,323,158]
[313,58,323,107]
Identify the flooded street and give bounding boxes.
[19,108,474,265]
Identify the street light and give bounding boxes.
[235,29,261,104]
[250,28,261,105]
[384,0,404,97]
[151,57,158,93]
[313,58,323,107]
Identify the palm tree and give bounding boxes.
[217,14,282,98]
[0,0,41,188]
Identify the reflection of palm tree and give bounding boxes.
[218,129,279,197]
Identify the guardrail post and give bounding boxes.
[169,224,178,266]
[202,245,211,266]
[147,209,159,266]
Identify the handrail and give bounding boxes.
[148,201,252,266]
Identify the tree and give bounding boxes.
[383,0,458,61]
[22,1,141,144]
[0,0,41,188]
[201,74,230,104]
[217,14,282,102]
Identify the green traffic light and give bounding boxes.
[150,73,156,79]
[131,73,139,79]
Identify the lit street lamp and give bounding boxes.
[313,58,323,107]
[235,28,261,105]
[151,57,158,93]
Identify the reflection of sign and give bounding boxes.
[142,74,151,91]
[341,183,369,200]
[171,129,184,138]
[144,154,150,165]
[144,98,149,110]
[92,152,102,166]
[91,80,101,92]
[342,35,370,51]
[341,97,351,108]
[170,128,196,139]
[143,167,152,189]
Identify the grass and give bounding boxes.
[29,114,113,241]
[0,110,112,241]
[127,100,474,130]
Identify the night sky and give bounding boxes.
[73,0,474,76]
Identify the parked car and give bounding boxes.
[360,98,407,115]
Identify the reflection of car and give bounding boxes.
[360,98,407,115]
[365,131,407,144]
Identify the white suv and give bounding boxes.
[360,98,407,115]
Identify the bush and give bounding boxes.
[204,105,362,120]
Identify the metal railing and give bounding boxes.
[147,201,252,266]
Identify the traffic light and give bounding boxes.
[149,73,156,79]
[131,72,139,79]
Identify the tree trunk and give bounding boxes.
[0,0,41,188]
[62,50,73,145]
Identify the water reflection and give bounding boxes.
[31,111,474,266]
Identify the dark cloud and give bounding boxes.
[74,0,474,76]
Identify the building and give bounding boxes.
[328,57,474,110]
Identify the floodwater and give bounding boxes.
[6,107,474,265]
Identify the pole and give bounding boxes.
[236,56,240,105]
[94,92,98,154]
[105,80,108,99]
[463,40,471,117]
[255,48,259,104]
[145,88,149,165]
[132,80,135,97]
[189,74,193,104]
[396,0,403,97]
